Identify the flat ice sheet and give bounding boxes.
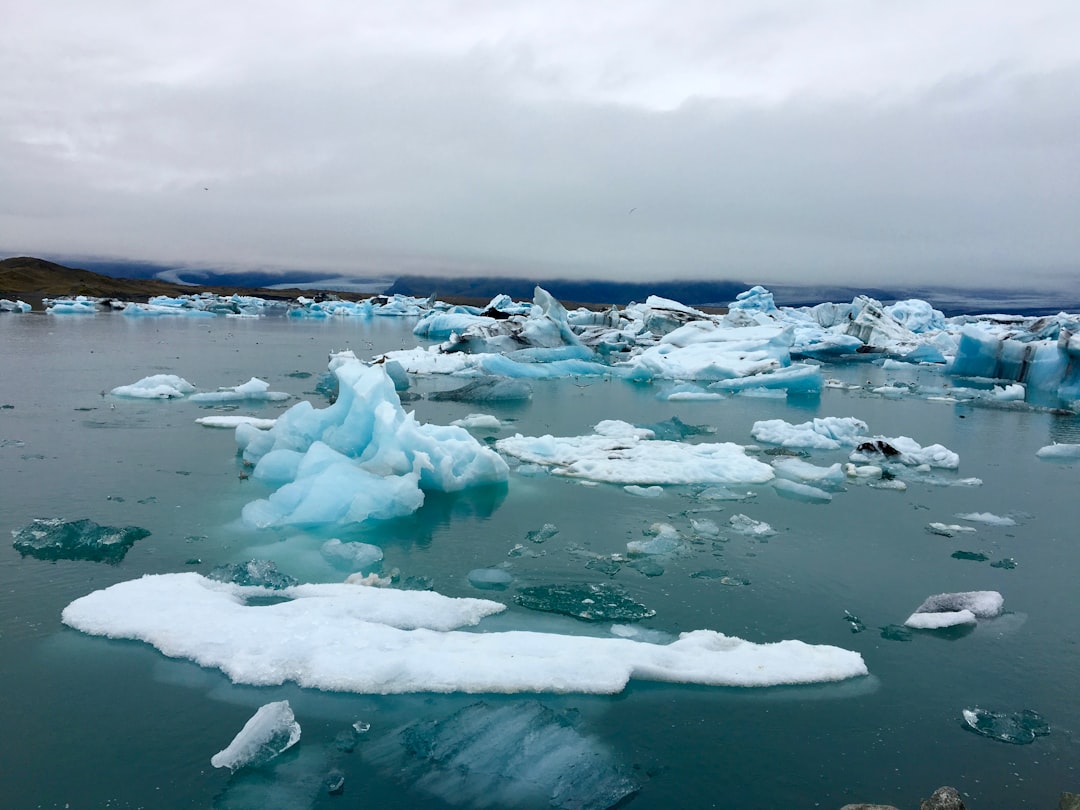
[62,573,868,693]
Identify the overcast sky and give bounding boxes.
[2,1,1078,288]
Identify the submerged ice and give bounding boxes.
[12,518,150,563]
[61,573,868,693]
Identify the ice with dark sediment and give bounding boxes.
[209,559,299,590]
[110,374,197,399]
[905,590,1004,628]
[514,582,656,622]
[364,700,639,810]
[12,517,150,563]
[210,700,301,770]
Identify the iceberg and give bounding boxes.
[62,573,869,693]
[496,420,774,485]
[365,700,638,810]
[12,518,150,563]
[210,700,301,770]
[237,361,508,527]
[110,374,196,399]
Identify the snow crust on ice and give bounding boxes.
[210,700,301,770]
[61,573,868,692]
[110,374,197,399]
[236,361,508,527]
[496,420,774,485]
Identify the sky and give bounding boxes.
[2,1,1078,288]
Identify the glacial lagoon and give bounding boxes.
[1,296,1078,808]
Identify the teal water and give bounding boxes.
[1,312,1078,809]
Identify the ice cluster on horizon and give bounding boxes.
[61,573,869,693]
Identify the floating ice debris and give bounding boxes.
[927,523,978,537]
[211,700,301,770]
[990,557,1018,569]
[626,523,682,556]
[526,523,559,544]
[772,479,833,503]
[624,484,664,497]
[850,436,959,469]
[428,377,532,402]
[697,485,755,501]
[188,377,289,403]
[209,560,299,590]
[961,708,1049,745]
[690,518,721,537]
[195,415,277,429]
[751,417,868,450]
[365,701,639,809]
[955,512,1017,526]
[321,539,384,571]
[496,420,774,486]
[12,518,150,563]
[515,583,655,622]
[450,413,503,430]
[585,558,621,577]
[844,463,883,479]
[879,624,913,642]
[905,610,977,629]
[843,611,866,633]
[237,361,508,528]
[690,569,750,586]
[634,416,715,441]
[771,458,845,488]
[63,573,868,692]
[110,374,196,399]
[951,550,990,561]
[628,558,665,577]
[728,514,775,537]
[1036,442,1080,460]
[467,568,514,590]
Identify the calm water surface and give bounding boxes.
[1,312,1077,809]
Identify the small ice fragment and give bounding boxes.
[514,583,655,622]
[697,486,754,501]
[990,558,1018,570]
[526,523,559,544]
[689,518,720,537]
[210,700,301,770]
[772,479,832,504]
[626,523,681,556]
[951,550,989,561]
[196,415,277,429]
[843,611,866,633]
[904,610,977,629]
[955,512,1016,526]
[844,463,882,479]
[728,514,775,537]
[1035,443,1080,460]
[208,559,298,589]
[325,769,345,795]
[927,522,977,537]
[623,485,664,497]
[321,538,384,571]
[110,374,196,399]
[451,413,503,431]
[961,708,1049,745]
[352,721,371,733]
[467,568,514,590]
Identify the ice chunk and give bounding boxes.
[12,518,149,563]
[626,523,682,556]
[850,436,959,469]
[525,523,559,544]
[110,374,195,399]
[913,591,1004,618]
[210,700,301,770]
[514,583,655,622]
[196,415,277,429]
[321,539,384,571]
[467,568,514,590]
[63,573,868,692]
[366,701,638,809]
[496,420,774,485]
[209,560,298,590]
[961,708,1049,745]
[751,417,868,450]
[927,523,978,537]
[728,514,775,537]
[428,378,532,402]
[904,610,977,629]
[1036,442,1080,460]
[450,413,503,431]
[771,458,845,488]
[955,512,1016,527]
[772,479,832,503]
[189,377,289,403]
[623,484,664,497]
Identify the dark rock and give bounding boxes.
[920,786,966,810]
[1060,792,1080,810]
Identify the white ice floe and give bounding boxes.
[210,700,301,771]
[495,420,774,486]
[1036,443,1080,460]
[236,361,508,528]
[751,417,868,450]
[450,413,503,431]
[110,374,197,399]
[905,591,1004,630]
[195,415,277,429]
[849,436,960,469]
[955,512,1017,527]
[927,522,978,536]
[62,573,868,692]
[188,377,290,403]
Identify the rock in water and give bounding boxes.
[365,701,638,810]
[961,708,1049,745]
[920,786,966,810]
[514,582,655,622]
[12,518,150,563]
[211,700,301,771]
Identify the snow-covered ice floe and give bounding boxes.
[496,420,774,485]
[904,590,1004,629]
[235,361,508,527]
[110,374,196,399]
[62,573,869,693]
